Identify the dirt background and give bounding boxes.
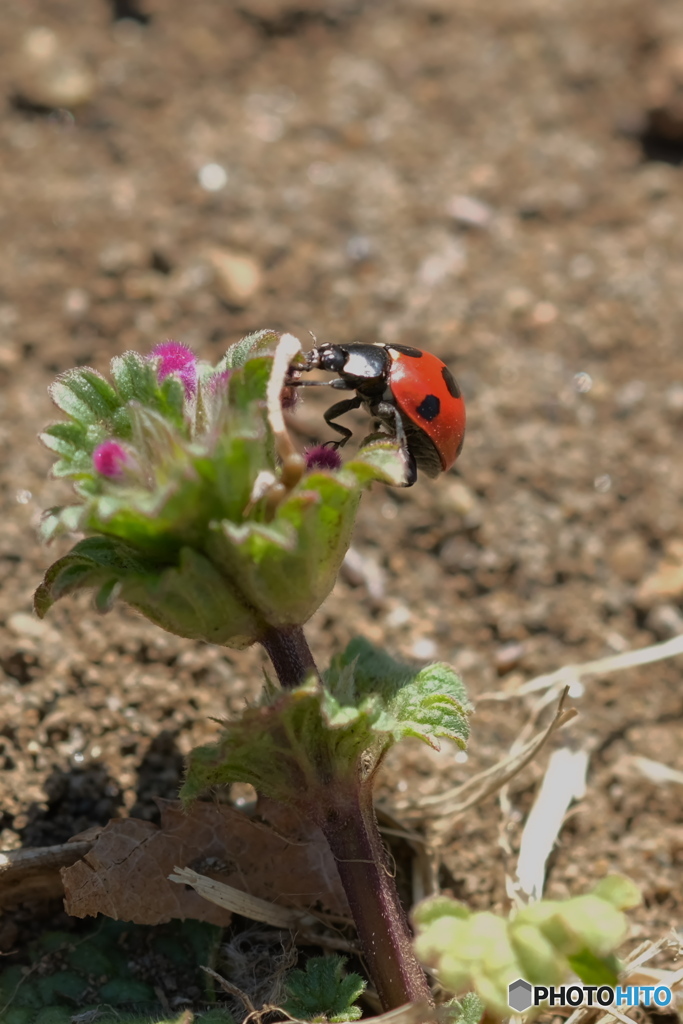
[1,0,682,1001]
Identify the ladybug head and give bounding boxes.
[308,343,348,374]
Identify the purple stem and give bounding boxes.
[260,625,433,1011]
[260,624,320,688]
[317,778,433,1010]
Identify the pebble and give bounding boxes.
[607,533,650,583]
[411,637,437,660]
[123,270,167,301]
[98,240,147,276]
[63,287,90,317]
[0,342,21,368]
[645,603,683,639]
[342,546,386,600]
[636,539,683,606]
[197,163,228,192]
[15,28,96,109]
[436,480,483,528]
[446,194,493,229]
[206,248,263,306]
[6,612,49,640]
[494,641,526,675]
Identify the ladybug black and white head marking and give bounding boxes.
[288,341,466,487]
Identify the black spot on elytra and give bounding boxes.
[442,365,461,398]
[416,394,440,421]
[390,344,423,358]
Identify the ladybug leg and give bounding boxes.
[287,378,349,388]
[322,395,363,448]
[374,400,418,487]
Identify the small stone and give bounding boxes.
[494,641,526,675]
[417,240,466,286]
[123,270,167,301]
[6,612,48,639]
[436,480,483,528]
[99,240,147,276]
[206,248,263,306]
[531,301,558,325]
[198,163,228,192]
[645,603,683,639]
[446,194,493,228]
[0,342,20,368]
[607,534,650,583]
[411,637,437,660]
[503,286,534,312]
[615,380,646,411]
[15,28,96,109]
[63,287,90,316]
[637,539,683,606]
[342,546,385,600]
[665,383,683,414]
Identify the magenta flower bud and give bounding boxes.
[304,445,342,472]
[151,340,197,397]
[93,440,128,478]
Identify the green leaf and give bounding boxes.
[35,971,87,1004]
[412,896,471,928]
[209,473,360,628]
[413,884,637,1021]
[444,993,484,1024]
[40,504,85,542]
[49,368,120,423]
[98,977,156,1004]
[111,351,160,404]
[327,637,472,750]
[221,329,279,370]
[34,538,262,648]
[344,438,410,488]
[183,639,471,806]
[33,1009,74,1024]
[592,875,641,911]
[567,949,620,987]
[283,956,366,1023]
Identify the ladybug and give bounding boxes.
[288,342,465,487]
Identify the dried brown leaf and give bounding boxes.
[62,798,348,925]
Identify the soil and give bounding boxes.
[1,0,682,1014]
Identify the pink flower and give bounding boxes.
[151,340,197,397]
[304,445,342,471]
[93,441,128,478]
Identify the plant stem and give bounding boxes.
[261,624,432,1010]
[318,780,434,1012]
[260,624,320,688]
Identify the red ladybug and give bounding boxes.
[288,342,466,487]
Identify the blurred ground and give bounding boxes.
[0,0,682,978]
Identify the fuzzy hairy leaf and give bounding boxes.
[183,638,471,808]
[283,956,366,1023]
[34,537,262,648]
[220,329,279,370]
[445,993,485,1024]
[210,474,360,628]
[326,637,472,749]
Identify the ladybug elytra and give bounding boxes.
[288,342,466,487]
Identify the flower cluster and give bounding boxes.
[35,332,407,647]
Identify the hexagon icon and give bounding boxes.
[508,978,533,1012]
